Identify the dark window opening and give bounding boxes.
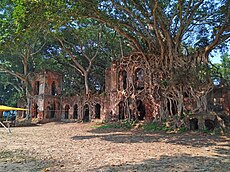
[65,105,70,119]
[189,118,198,130]
[51,81,57,96]
[205,119,216,131]
[183,92,189,98]
[118,70,127,90]
[73,104,78,119]
[95,103,101,119]
[136,100,145,120]
[35,81,40,95]
[122,71,127,89]
[118,101,125,120]
[135,68,144,90]
[167,99,177,116]
[83,104,89,122]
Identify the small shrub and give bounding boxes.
[95,120,136,130]
[142,122,161,131]
[121,120,136,129]
[178,126,187,132]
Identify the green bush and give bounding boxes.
[96,120,136,130]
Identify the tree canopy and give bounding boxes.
[0,0,229,119]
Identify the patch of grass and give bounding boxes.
[121,120,136,129]
[95,120,136,130]
[142,121,173,132]
[178,126,187,133]
[142,122,160,131]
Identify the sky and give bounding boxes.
[210,53,222,63]
[209,42,230,64]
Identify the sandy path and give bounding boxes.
[0,122,229,172]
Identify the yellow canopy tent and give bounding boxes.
[0,105,28,133]
[0,105,28,111]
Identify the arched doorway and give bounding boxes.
[136,100,145,120]
[118,101,125,120]
[83,104,89,122]
[73,104,78,119]
[95,103,101,119]
[64,104,70,119]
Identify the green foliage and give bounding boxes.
[211,53,230,85]
[141,120,188,132]
[96,120,136,130]
[0,75,23,106]
[142,122,170,132]
[0,0,229,105]
[178,126,187,133]
[142,122,161,131]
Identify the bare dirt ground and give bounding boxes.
[0,122,229,172]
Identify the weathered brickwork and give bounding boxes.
[28,57,229,125]
[29,70,105,122]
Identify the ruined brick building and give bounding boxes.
[27,70,104,122]
[25,55,155,122]
[23,55,229,128]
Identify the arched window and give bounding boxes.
[118,70,127,90]
[73,104,78,119]
[51,81,57,96]
[134,68,144,90]
[95,104,101,119]
[83,104,89,122]
[64,104,70,119]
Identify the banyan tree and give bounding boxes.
[7,0,230,127]
[78,0,229,125]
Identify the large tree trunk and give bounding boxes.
[84,72,89,95]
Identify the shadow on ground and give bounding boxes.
[71,128,230,148]
[88,153,230,172]
[0,149,55,172]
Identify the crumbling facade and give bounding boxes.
[28,70,105,122]
[104,56,157,122]
[26,55,229,129]
[30,71,63,120]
